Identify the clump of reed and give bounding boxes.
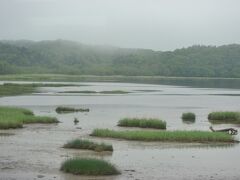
[60,158,120,175]
[118,117,166,129]
[208,111,240,124]
[91,129,235,143]
[181,112,196,123]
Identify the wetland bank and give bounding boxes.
[0,78,240,180]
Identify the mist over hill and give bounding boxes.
[0,40,239,77]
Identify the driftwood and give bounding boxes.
[210,126,238,135]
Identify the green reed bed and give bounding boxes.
[118,118,166,129]
[63,139,113,152]
[208,111,240,124]
[0,83,80,97]
[0,106,58,129]
[56,106,89,113]
[91,129,235,143]
[3,83,78,87]
[0,83,35,96]
[60,158,120,175]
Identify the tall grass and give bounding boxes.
[0,106,58,129]
[118,118,166,129]
[91,129,235,143]
[60,158,120,175]
[63,139,113,152]
[208,111,240,124]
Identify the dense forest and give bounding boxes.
[0,40,239,77]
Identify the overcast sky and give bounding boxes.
[0,0,240,50]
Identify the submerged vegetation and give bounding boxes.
[208,111,240,124]
[91,129,235,143]
[0,106,58,129]
[100,90,128,94]
[61,90,129,94]
[181,112,196,122]
[60,158,120,175]
[63,139,113,152]
[56,106,89,113]
[118,118,166,129]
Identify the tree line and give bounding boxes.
[0,40,239,77]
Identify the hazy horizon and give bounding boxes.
[2,38,240,52]
[1,0,240,50]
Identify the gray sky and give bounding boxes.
[0,0,240,50]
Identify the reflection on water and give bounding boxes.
[141,142,238,150]
[65,149,113,158]
[105,139,239,150]
[121,77,240,89]
[182,119,196,124]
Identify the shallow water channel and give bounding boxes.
[0,81,240,180]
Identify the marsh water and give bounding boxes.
[1,80,240,180]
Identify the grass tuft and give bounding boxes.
[208,111,240,124]
[63,139,113,152]
[60,158,120,175]
[118,118,166,129]
[56,106,89,113]
[91,129,235,143]
[0,106,58,129]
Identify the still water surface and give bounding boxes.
[0,81,240,180]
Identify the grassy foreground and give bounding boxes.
[63,139,113,152]
[91,129,235,143]
[60,158,120,175]
[208,111,240,124]
[0,106,58,129]
[56,106,89,113]
[118,118,166,129]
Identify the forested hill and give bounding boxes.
[0,40,239,77]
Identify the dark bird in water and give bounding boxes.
[74,117,79,124]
